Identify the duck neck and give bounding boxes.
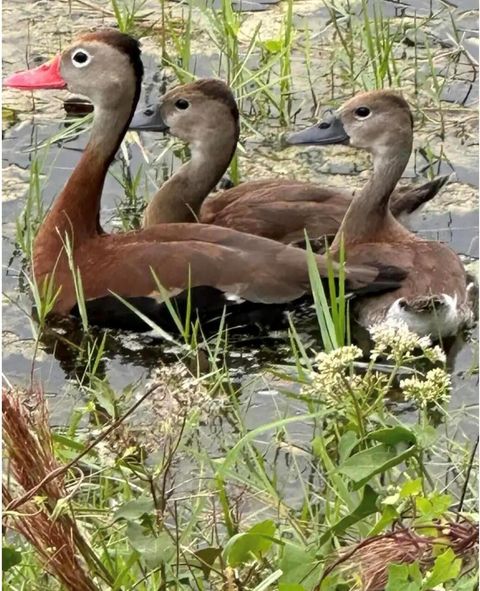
[42,83,139,245]
[332,143,411,248]
[144,126,239,225]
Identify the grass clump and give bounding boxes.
[3,315,477,589]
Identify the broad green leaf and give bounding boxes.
[423,548,462,588]
[412,424,438,449]
[415,493,452,521]
[385,562,422,591]
[338,430,359,463]
[367,426,417,446]
[320,485,379,544]
[2,546,22,571]
[224,520,276,566]
[126,523,175,570]
[400,479,423,498]
[279,542,321,588]
[279,584,305,591]
[319,572,347,590]
[114,497,155,522]
[339,444,417,490]
[383,492,400,505]
[338,444,395,481]
[368,505,399,536]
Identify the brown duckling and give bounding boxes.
[130,78,449,244]
[286,90,475,338]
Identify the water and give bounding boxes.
[2,0,478,444]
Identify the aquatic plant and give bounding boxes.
[3,316,477,589]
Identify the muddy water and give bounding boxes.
[2,0,478,453]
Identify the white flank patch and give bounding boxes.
[385,293,462,338]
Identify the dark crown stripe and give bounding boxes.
[192,78,239,123]
[78,29,144,83]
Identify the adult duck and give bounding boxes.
[4,31,405,332]
[130,78,449,243]
[286,90,475,338]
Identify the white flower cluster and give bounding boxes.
[303,320,450,410]
[400,368,451,408]
[134,363,227,451]
[303,345,363,402]
[369,320,446,364]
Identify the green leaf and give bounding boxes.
[338,441,418,489]
[415,493,452,521]
[92,383,117,418]
[252,570,283,590]
[423,548,461,588]
[113,497,155,522]
[411,424,438,449]
[385,562,422,591]
[263,39,282,53]
[338,430,359,463]
[2,106,17,124]
[399,479,422,498]
[367,426,417,446]
[126,523,175,570]
[453,575,478,591]
[368,504,399,536]
[2,546,22,571]
[279,542,322,588]
[320,485,379,544]
[279,584,305,591]
[194,547,222,579]
[338,444,395,481]
[224,520,277,567]
[52,433,85,451]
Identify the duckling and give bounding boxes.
[130,78,449,244]
[286,90,476,338]
[4,32,405,333]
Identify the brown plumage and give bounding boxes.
[130,79,449,243]
[199,177,448,244]
[4,31,405,332]
[286,90,474,338]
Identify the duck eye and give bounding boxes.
[318,121,330,129]
[175,99,190,110]
[72,49,91,68]
[144,108,154,117]
[354,106,371,119]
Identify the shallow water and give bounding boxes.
[2,0,478,454]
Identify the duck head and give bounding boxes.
[130,78,240,147]
[286,90,413,157]
[4,29,143,111]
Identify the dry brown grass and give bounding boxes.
[2,385,98,591]
[319,520,478,591]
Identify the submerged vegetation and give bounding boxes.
[2,0,478,589]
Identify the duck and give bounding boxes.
[286,90,476,338]
[129,78,449,244]
[3,30,406,333]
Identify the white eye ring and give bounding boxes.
[71,48,92,69]
[353,106,372,120]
